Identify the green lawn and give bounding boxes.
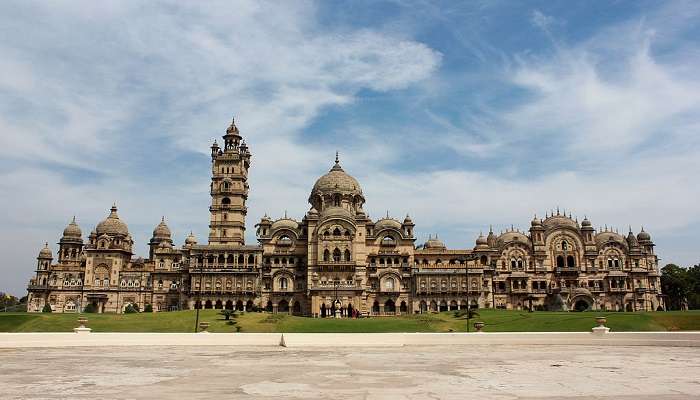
[1,310,698,333]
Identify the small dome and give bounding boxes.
[403,214,414,225]
[542,213,578,230]
[424,235,446,250]
[62,217,82,238]
[475,233,488,248]
[259,214,273,224]
[531,216,542,227]
[38,242,53,258]
[498,231,530,245]
[581,217,592,227]
[637,228,651,242]
[184,231,197,245]
[375,218,402,232]
[595,231,626,245]
[271,218,299,232]
[96,204,129,236]
[152,217,171,239]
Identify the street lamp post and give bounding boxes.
[333,280,341,318]
[194,256,203,333]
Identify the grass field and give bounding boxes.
[1,310,699,333]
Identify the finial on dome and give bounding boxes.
[72,216,76,223]
[335,151,339,164]
[284,210,288,218]
[386,210,389,218]
[161,216,165,223]
[556,206,560,215]
[489,225,493,234]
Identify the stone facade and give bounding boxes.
[27,119,664,314]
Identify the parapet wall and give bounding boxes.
[1,331,699,348]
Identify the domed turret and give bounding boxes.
[423,234,446,250]
[581,216,592,228]
[531,215,542,227]
[62,216,82,239]
[637,227,651,242]
[627,227,639,248]
[308,153,365,213]
[152,217,172,240]
[184,231,198,246]
[38,242,53,259]
[487,226,496,247]
[475,233,488,248]
[96,204,129,236]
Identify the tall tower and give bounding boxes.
[208,117,251,245]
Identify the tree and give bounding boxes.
[84,303,97,313]
[42,303,52,313]
[219,309,236,320]
[144,304,153,312]
[124,304,138,313]
[661,264,691,310]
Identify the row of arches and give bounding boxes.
[417,299,477,312]
[322,248,352,262]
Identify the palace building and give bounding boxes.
[27,119,664,314]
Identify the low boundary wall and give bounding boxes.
[1,331,699,348]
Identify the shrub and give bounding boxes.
[42,303,52,313]
[219,309,236,320]
[144,304,153,312]
[124,304,138,314]
[83,303,97,313]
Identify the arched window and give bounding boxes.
[221,197,231,205]
[280,277,288,290]
[333,194,340,207]
[333,248,341,262]
[238,254,244,264]
[562,241,568,250]
[480,255,488,265]
[227,254,234,264]
[248,254,255,264]
[381,236,395,245]
[385,277,395,291]
[344,249,351,261]
[613,259,620,269]
[511,258,516,269]
[323,249,330,262]
[556,256,565,269]
[333,228,341,236]
[608,258,613,269]
[517,259,523,269]
[567,255,575,268]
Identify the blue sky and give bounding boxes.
[1,0,699,295]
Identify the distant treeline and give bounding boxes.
[662,264,700,310]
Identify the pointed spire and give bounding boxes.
[335,151,339,164]
[161,216,165,223]
[556,206,560,215]
[284,210,288,219]
[489,225,493,234]
[386,210,390,218]
[71,216,76,223]
[330,151,343,171]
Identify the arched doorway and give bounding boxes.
[246,300,254,311]
[194,300,202,309]
[430,300,437,312]
[235,300,244,311]
[449,300,458,311]
[204,300,213,309]
[266,300,273,312]
[625,303,633,312]
[215,300,223,309]
[439,300,448,312]
[557,256,565,269]
[385,299,396,314]
[347,303,354,317]
[320,303,327,317]
[278,299,289,313]
[293,301,301,315]
[372,301,380,315]
[419,301,427,313]
[573,299,590,312]
[225,300,233,310]
[399,301,407,313]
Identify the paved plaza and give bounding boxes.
[1,344,699,399]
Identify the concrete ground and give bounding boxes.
[1,345,699,399]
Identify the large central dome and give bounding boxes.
[308,153,365,213]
